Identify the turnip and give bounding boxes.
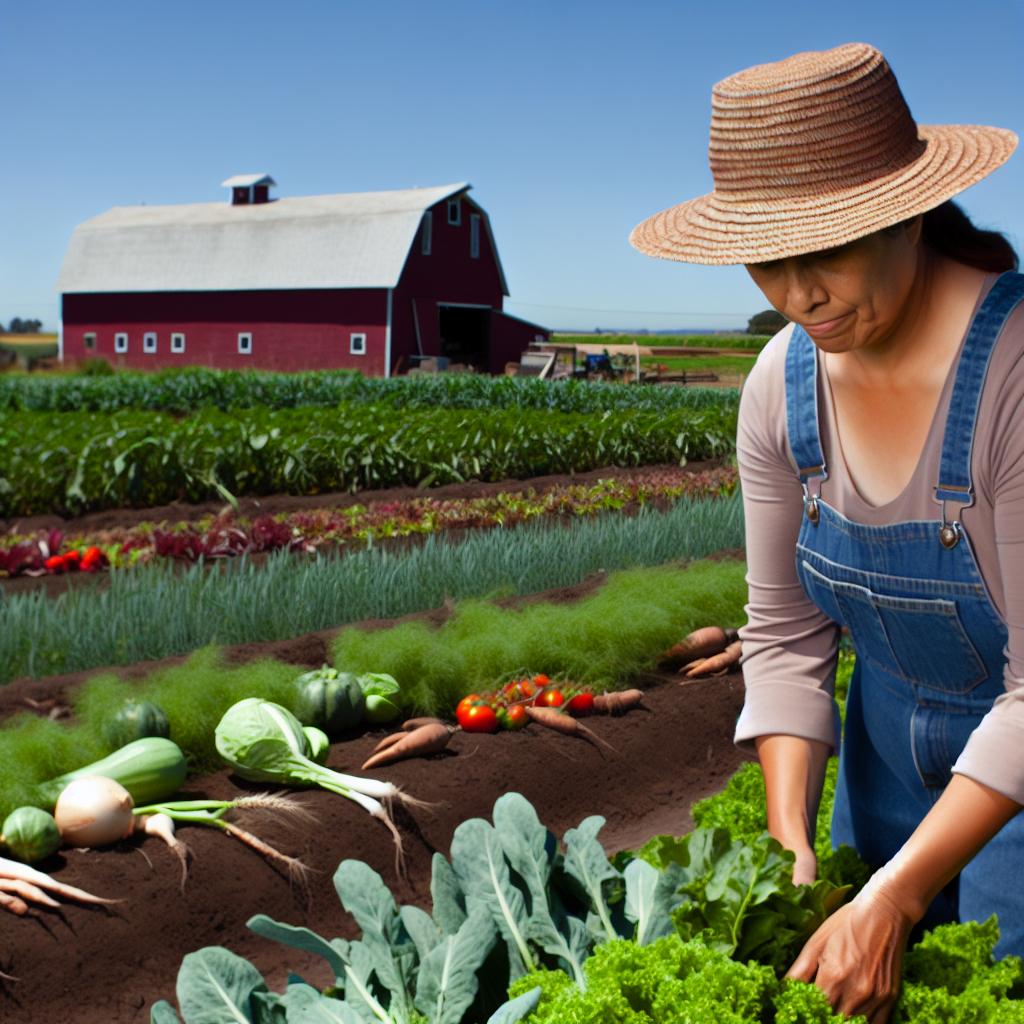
[54,776,135,848]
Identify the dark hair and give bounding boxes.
[918,200,1018,273]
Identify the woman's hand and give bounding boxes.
[786,880,915,1024]
[790,843,817,886]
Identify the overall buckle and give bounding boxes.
[800,465,826,525]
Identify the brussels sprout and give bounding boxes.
[1,806,61,863]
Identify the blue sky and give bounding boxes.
[4,0,1022,332]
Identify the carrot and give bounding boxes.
[592,689,645,716]
[682,640,742,678]
[361,723,454,770]
[369,732,408,755]
[401,717,448,731]
[660,625,729,668]
[524,706,617,756]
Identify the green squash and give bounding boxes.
[104,699,171,749]
[293,666,365,736]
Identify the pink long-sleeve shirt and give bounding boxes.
[733,271,1024,804]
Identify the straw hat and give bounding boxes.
[629,42,1018,266]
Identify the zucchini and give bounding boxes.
[36,737,188,810]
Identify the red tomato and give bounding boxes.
[535,688,565,709]
[567,692,595,716]
[504,705,528,730]
[532,674,550,687]
[44,555,65,574]
[462,704,499,733]
[519,679,536,698]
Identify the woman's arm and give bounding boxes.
[787,774,1021,1022]
[755,733,832,883]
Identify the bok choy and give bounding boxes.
[214,698,426,874]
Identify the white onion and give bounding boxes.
[54,776,135,847]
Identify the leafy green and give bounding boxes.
[635,828,848,974]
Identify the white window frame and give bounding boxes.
[83,331,97,351]
[238,332,253,355]
[470,214,481,259]
[170,332,186,354]
[114,332,128,353]
[447,197,461,225]
[143,331,157,354]
[421,211,432,255]
[350,332,367,355]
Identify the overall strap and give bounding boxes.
[785,323,827,523]
[934,271,1024,547]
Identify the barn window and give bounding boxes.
[143,332,157,354]
[171,332,186,354]
[84,332,97,351]
[238,332,253,355]
[350,332,367,355]
[114,332,128,353]
[470,214,481,259]
[447,197,461,225]
[421,212,432,255]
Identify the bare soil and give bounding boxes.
[0,556,750,1023]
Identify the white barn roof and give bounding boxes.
[57,182,485,294]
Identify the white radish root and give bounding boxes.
[137,814,191,892]
[0,854,120,915]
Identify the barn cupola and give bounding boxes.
[221,173,277,206]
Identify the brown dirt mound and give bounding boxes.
[0,669,749,1024]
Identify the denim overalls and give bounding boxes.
[785,270,1024,956]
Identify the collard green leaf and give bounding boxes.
[333,860,414,1022]
[492,793,586,985]
[430,851,467,935]
[562,816,620,942]
[413,905,497,1024]
[484,986,543,1024]
[247,915,347,984]
[341,941,390,1024]
[623,857,683,946]
[175,947,269,1024]
[399,904,443,961]
[449,816,536,979]
[151,1001,183,1024]
[279,984,363,1023]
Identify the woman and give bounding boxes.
[630,42,1022,1022]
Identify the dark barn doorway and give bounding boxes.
[438,304,490,371]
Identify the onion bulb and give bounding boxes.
[55,776,135,847]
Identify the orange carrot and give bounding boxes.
[524,706,617,756]
[361,724,453,770]
[682,640,742,678]
[592,689,645,716]
[401,717,448,731]
[659,625,729,668]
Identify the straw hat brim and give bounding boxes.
[629,124,1018,266]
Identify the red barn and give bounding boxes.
[56,176,548,375]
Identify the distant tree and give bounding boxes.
[747,309,787,335]
[6,317,43,334]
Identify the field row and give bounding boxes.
[0,365,740,414]
[0,403,738,517]
[1,466,738,575]
[1,492,745,683]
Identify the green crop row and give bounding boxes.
[0,493,745,684]
[0,365,739,415]
[0,557,748,814]
[0,402,738,517]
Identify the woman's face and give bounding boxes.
[744,218,925,354]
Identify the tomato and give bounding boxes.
[461,704,499,733]
[532,674,550,687]
[567,692,595,716]
[44,555,65,574]
[518,679,536,698]
[503,705,528,730]
[63,549,82,565]
[535,688,565,709]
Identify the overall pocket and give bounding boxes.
[799,559,987,693]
